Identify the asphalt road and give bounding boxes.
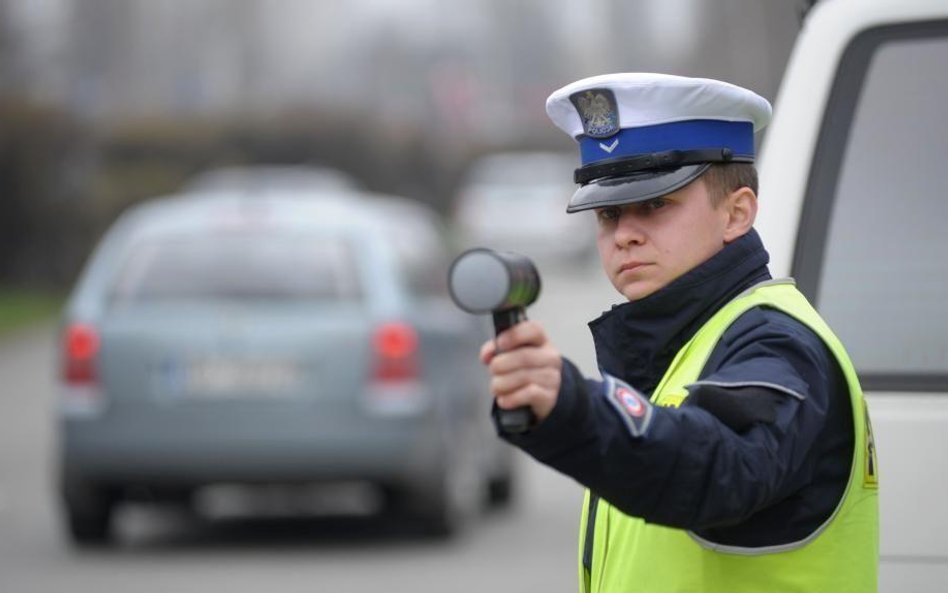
[0,260,620,593]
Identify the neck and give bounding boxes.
[589,228,771,394]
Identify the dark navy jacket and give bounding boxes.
[503,229,854,548]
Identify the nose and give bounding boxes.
[613,209,646,247]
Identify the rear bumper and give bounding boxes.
[59,407,448,488]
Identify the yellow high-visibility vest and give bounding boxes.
[579,280,879,593]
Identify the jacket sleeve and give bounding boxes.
[502,310,846,531]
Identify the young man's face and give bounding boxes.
[594,178,731,301]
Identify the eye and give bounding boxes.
[596,207,621,223]
[629,197,669,216]
[643,197,668,211]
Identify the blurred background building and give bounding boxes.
[0,0,804,287]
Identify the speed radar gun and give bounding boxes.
[448,248,542,435]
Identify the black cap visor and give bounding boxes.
[566,163,710,213]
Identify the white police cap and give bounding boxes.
[546,73,772,212]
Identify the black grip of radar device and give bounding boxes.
[447,248,542,435]
[492,308,537,434]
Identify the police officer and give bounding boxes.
[479,73,879,592]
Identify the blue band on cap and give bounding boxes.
[579,119,754,166]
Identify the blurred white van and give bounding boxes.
[755,1,948,590]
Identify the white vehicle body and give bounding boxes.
[756,1,948,590]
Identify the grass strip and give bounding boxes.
[0,288,63,337]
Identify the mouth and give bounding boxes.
[618,262,648,274]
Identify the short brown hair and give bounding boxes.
[701,163,758,206]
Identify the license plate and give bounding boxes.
[186,358,301,396]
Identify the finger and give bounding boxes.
[496,382,555,411]
[495,320,548,351]
[489,345,562,375]
[490,367,562,397]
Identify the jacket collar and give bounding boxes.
[588,228,771,394]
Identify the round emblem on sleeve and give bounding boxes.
[603,374,654,438]
[616,386,646,417]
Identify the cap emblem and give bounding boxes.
[570,89,619,138]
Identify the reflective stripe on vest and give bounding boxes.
[577,280,879,593]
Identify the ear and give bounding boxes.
[722,187,757,243]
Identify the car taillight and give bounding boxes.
[372,322,419,382]
[63,323,99,384]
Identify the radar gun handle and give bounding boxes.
[492,307,537,434]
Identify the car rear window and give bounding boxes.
[794,21,948,390]
[109,232,362,304]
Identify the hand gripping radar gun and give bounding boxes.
[448,248,542,435]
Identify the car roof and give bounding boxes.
[70,190,436,317]
[117,190,383,240]
[183,165,360,193]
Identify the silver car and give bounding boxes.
[453,151,596,264]
[57,190,512,545]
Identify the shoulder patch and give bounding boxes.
[603,374,654,438]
